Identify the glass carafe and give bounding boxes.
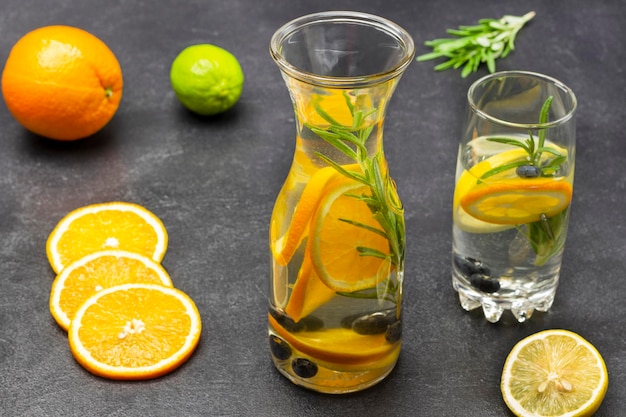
[268,11,414,393]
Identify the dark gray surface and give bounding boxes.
[1,1,624,416]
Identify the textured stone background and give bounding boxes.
[1,1,624,415]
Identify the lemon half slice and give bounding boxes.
[501,329,608,417]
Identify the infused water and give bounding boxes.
[268,104,404,393]
[268,11,414,392]
[452,135,574,323]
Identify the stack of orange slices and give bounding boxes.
[46,202,201,380]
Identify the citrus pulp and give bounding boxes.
[501,329,608,417]
[46,202,168,273]
[69,283,201,380]
[50,250,173,331]
[310,181,392,293]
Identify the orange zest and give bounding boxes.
[460,178,572,225]
[68,283,201,380]
[1,25,123,141]
[50,250,173,331]
[46,202,168,274]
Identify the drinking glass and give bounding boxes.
[452,71,577,323]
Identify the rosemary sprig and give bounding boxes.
[306,93,405,302]
[477,96,569,265]
[479,96,565,181]
[417,11,535,78]
[526,209,568,266]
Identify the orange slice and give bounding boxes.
[284,246,336,323]
[68,283,201,380]
[309,181,392,293]
[274,166,359,320]
[271,164,359,266]
[460,178,572,225]
[50,250,173,331]
[268,313,398,369]
[271,166,339,266]
[453,148,527,233]
[46,202,168,273]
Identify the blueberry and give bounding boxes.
[269,335,292,360]
[292,358,318,378]
[300,315,324,332]
[385,320,402,343]
[269,308,304,332]
[269,308,324,333]
[516,165,542,178]
[470,273,500,293]
[454,255,491,277]
[352,310,397,335]
[340,312,361,329]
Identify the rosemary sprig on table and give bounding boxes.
[306,93,404,302]
[417,11,535,78]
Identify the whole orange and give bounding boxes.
[1,25,123,141]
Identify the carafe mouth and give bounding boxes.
[270,11,415,87]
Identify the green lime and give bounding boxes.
[170,44,244,116]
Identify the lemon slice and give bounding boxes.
[501,329,608,417]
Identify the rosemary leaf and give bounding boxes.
[485,136,532,154]
[538,95,553,148]
[356,246,390,260]
[315,153,368,185]
[339,218,389,239]
[537,147,563,157]
[310,127,358,160]
[313,100,341,126]
[479,160,528,181]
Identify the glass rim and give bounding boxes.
[467,70,578,129]
[269,10,415,87]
